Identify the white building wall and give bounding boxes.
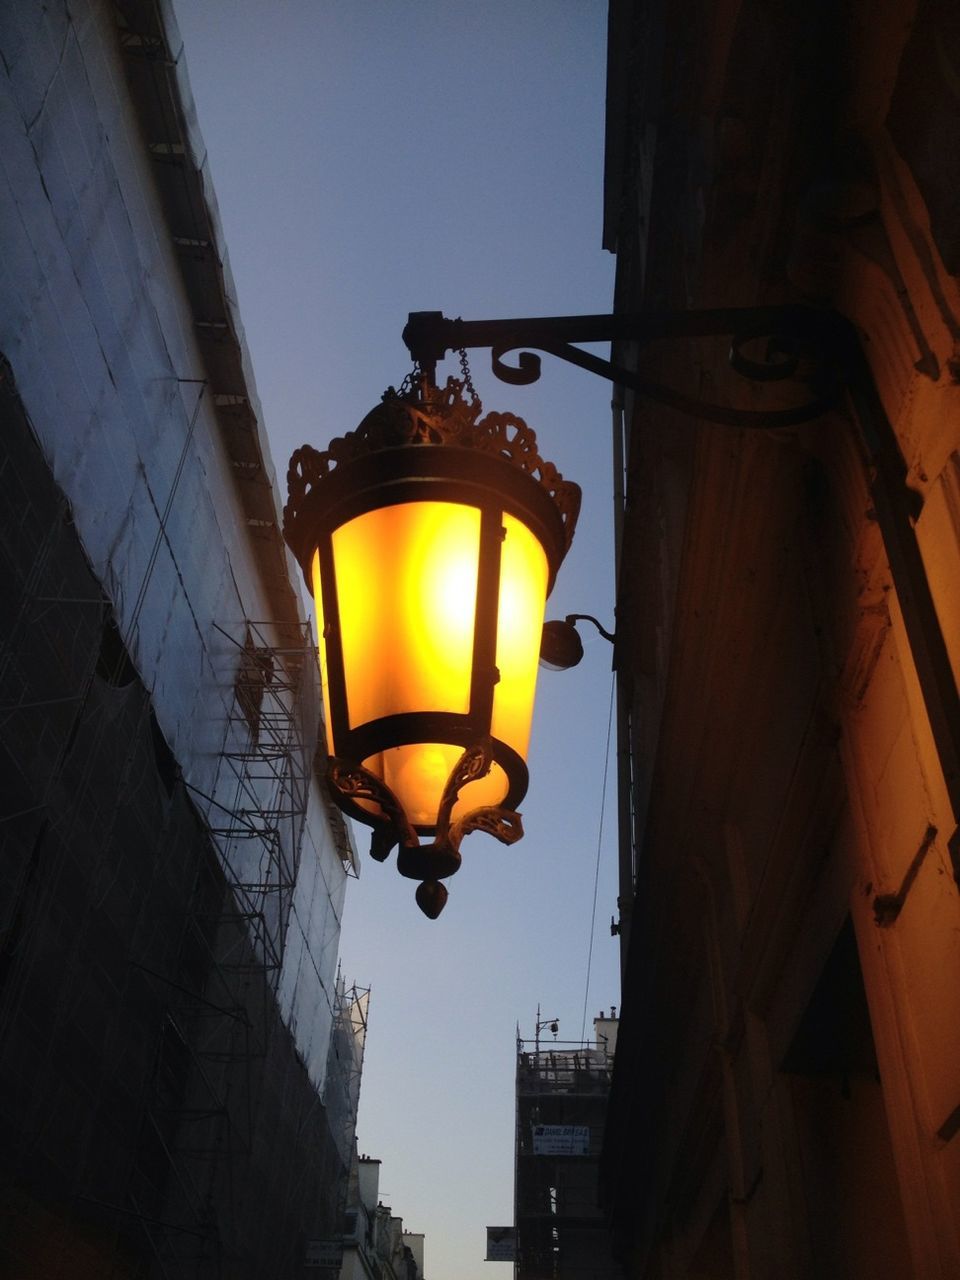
[0,0,350,1089]
[358,1157,383,1214]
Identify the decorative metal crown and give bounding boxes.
[283,377,581,555]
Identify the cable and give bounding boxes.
[579,671,616,1043]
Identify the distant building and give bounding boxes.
[340,1153,426,1280]
[514,1013,620,1280]
[0,1,364,1274]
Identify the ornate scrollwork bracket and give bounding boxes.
[327,740,523,918]
[402,305,861,429]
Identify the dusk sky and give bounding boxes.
[170,5,618,1276]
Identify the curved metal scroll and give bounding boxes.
[327,758,418,861]
[491,345,543,386]
[449,806,523,849]
[491,331,843,429]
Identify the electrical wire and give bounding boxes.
[580,670,616,1042]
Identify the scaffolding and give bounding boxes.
[130,618,343,1274]
[321,975,371,1274]
[514,1033,619,1280]
[201,619,314,987]
[325,976,370,1170]
[0,451,364,1275]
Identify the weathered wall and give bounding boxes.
[602,0,960,1276]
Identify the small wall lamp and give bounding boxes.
[540,614,615,671]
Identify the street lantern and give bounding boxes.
[283,373,580,917]
[284,301,960,920]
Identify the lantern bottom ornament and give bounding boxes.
[328,737,522,918]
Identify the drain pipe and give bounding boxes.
[611,382,634,975]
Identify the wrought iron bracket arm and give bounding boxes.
[403,304,849,363]
[403,305,860,430]
[565,613,616,644]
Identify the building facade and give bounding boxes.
[0,1,362,1274]
[601,1,960,1277]
[339,1154,425,1280]
[515,1015,620,1280]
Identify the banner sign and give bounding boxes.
[532,1124,589,1155]
[486,1226,516,1261]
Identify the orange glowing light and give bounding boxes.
[311,500,550,829]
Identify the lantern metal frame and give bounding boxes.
[283,376,580,916]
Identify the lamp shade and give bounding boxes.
[283,376,579,914]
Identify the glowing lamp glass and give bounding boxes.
[333,501,480,726]
[491,513,549,762]
[310,500,549,830]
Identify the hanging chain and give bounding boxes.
[396,367,418,398]
[395,348,478,406]
[458,347,479,406]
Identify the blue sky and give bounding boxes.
[171,4,618,1276]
